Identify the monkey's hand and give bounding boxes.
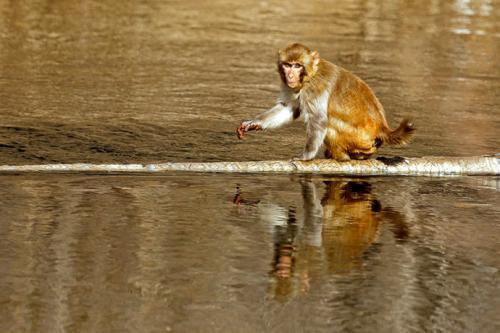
[236,121,262,139]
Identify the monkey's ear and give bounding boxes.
[278,49,285,61]
[311,51,320,66]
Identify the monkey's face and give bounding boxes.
[281,62,304,89]
[278,44,320,90]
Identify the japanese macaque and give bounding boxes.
[236,43,415,161]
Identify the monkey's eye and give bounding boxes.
[283,63,292,68]
[292,63,302,69]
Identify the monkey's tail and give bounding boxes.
[379,119,415,146]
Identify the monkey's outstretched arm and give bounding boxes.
[237,103,295,139]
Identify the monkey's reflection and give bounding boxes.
[235,178,408,299]
[320,181,385,273]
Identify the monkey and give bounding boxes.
[236,43,415,161]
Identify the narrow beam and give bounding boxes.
[0,155,498,176]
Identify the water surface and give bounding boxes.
[0,0,499,163]
[0,174,499,332]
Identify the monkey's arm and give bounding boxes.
[237,103,295,139]
[298,122,327,160]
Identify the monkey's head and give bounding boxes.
[277,43,320,90]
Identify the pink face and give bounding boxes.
[282,62,303,88]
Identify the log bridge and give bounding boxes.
[0,155,498,176]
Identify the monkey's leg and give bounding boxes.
[325,148,351,160]
[347,139,378,160]
[325,148,351,161]
[323,133,350,161]
[349,152,373,160]
[348,147,377,160]
[299,125,326,160]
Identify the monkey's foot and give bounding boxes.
[291,155,315,162]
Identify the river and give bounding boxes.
[0,1,499,332]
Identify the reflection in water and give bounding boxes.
[237,178,409,299]
[1,174,499,332]
[321,181,402,273]
[271,207,299,297]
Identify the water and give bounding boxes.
[0,0,499,332]
[1,174,498,332]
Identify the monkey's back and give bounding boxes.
[315,60,391,158]
[325,61,388,130]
